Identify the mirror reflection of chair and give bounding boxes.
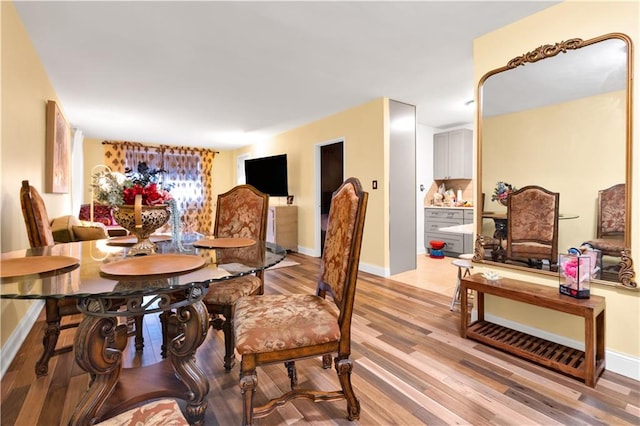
[233,177,367,425]
[584,183,626,259]
[202,184,269,371]
[506,185,560,271]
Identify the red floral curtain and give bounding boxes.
[102,141,216,235]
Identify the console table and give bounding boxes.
[460,273,605,387]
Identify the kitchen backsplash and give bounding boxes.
[424,179,474,207]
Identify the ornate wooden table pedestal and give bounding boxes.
[69,283,210,426]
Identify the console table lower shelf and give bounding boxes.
[460,273,605,387]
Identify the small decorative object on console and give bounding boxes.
[482,271,500,281]
[559,253,591,298]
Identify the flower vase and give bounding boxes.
[112,194,170,255]
[497,191,512,206]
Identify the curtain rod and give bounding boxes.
[102,140,219,154]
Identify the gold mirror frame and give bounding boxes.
[473,33,636,289]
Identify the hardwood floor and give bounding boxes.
[1,252,639,425]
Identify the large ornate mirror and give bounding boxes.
[474,33,636,289]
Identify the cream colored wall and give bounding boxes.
[224,98,387,269]
[474,1,640,359]
[0,2,71,346]
[482,90,626,251]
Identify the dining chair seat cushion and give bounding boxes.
[585,238,624,256]
[510,241,552,256]
[204,275,261,305]
[95,398,188,426]
[234,294,340,354]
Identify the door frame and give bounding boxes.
[313,137,346,257]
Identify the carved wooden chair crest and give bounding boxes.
[233,177,368,425]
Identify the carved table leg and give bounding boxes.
[69,315,124,426]
[35,316,61,377]
[166,300,210,425]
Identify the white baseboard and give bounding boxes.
[359,262,388,277]
[485,313,639,381]
[296,246,316,257]
[297,246,391,278]
[0,300,44,379]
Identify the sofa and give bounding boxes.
[50,215,109,243]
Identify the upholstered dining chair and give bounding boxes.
[233,177,368,425]
[20,180,136,376]
[584,183,626,257]
[506,185,560,271]
[202,184,269,371]
[20,180,79,376]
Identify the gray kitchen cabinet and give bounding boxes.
[463,209,474,254]
[433,129,473,180]
[424,207,474,257]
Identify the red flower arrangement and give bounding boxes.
[92,162,173,207]
[122,182,172,206]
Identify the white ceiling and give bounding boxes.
[14,1,558,150]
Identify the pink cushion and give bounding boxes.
[204,275,261,305]
[95,399,188,426]
[79,203,117,226]
[234,294,340,354]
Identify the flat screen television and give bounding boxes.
[245,154,289,196]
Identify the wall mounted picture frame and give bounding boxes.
[45,100,70,193]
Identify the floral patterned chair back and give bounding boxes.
[214,185,268,240]
[585,183,625,257]
[506,185,560,271]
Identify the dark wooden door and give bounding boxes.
[320,142,344,253]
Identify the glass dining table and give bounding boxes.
[0,235,286,425]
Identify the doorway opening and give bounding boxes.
[318,140,344,255]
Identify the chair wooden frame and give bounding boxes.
[506,185,560,271]
[203,184,269,371]
[20,180,143,375]
[20,180,79,376]
[233,177,368,425]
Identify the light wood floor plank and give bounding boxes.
[1,252,638,425]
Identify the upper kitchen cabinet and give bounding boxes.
[433,129,473,180]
